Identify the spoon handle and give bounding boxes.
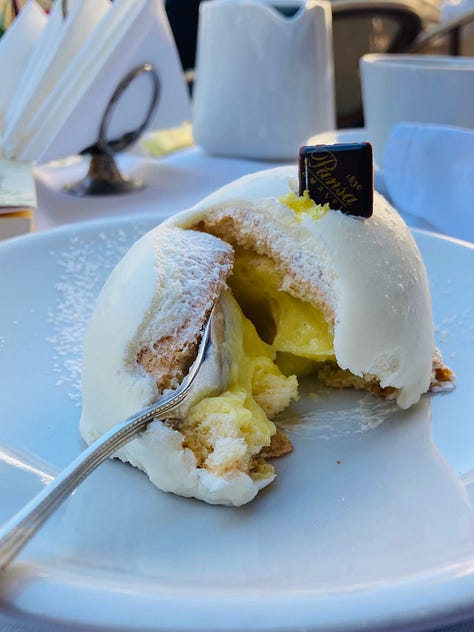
[0,306,214,572]
[0,401,166,571]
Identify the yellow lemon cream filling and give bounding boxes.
[181,249,335,480]
[279,190,330,222]
[230,248,335,374]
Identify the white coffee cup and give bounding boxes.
[360,54,474,169]
[192,0,335,161]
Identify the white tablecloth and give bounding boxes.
[33,147,280,233]
[33,141,448,240]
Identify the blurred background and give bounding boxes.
[1,0,472,128]
[0,0,50,34]
[164,0,474,128]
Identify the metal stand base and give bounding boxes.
[64,151,144,196]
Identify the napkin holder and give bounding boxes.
[0,0,189,197]
[65,63,160,196]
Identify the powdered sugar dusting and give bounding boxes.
[434,310,473,347]
[277,389,400,440]
[430,272,473,348]
[47,221,153,406]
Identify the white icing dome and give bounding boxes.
[80,167,437,506]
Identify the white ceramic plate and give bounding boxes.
[0,217,473,632]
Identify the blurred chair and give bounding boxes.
[331,0,425,127]
[165,0,201,74]
[407,6,474,54]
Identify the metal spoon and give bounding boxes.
[0,305,226,571]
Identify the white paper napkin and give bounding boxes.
[0,0,47,131]
[384,123,474,243]
[2,0,110,157]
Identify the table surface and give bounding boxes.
[33,147,280,234]
[32,141,447,238]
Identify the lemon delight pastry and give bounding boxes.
[80,159,452,506]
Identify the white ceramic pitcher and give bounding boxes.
[192,0,335,161]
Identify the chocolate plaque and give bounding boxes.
[298,143,373,218]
